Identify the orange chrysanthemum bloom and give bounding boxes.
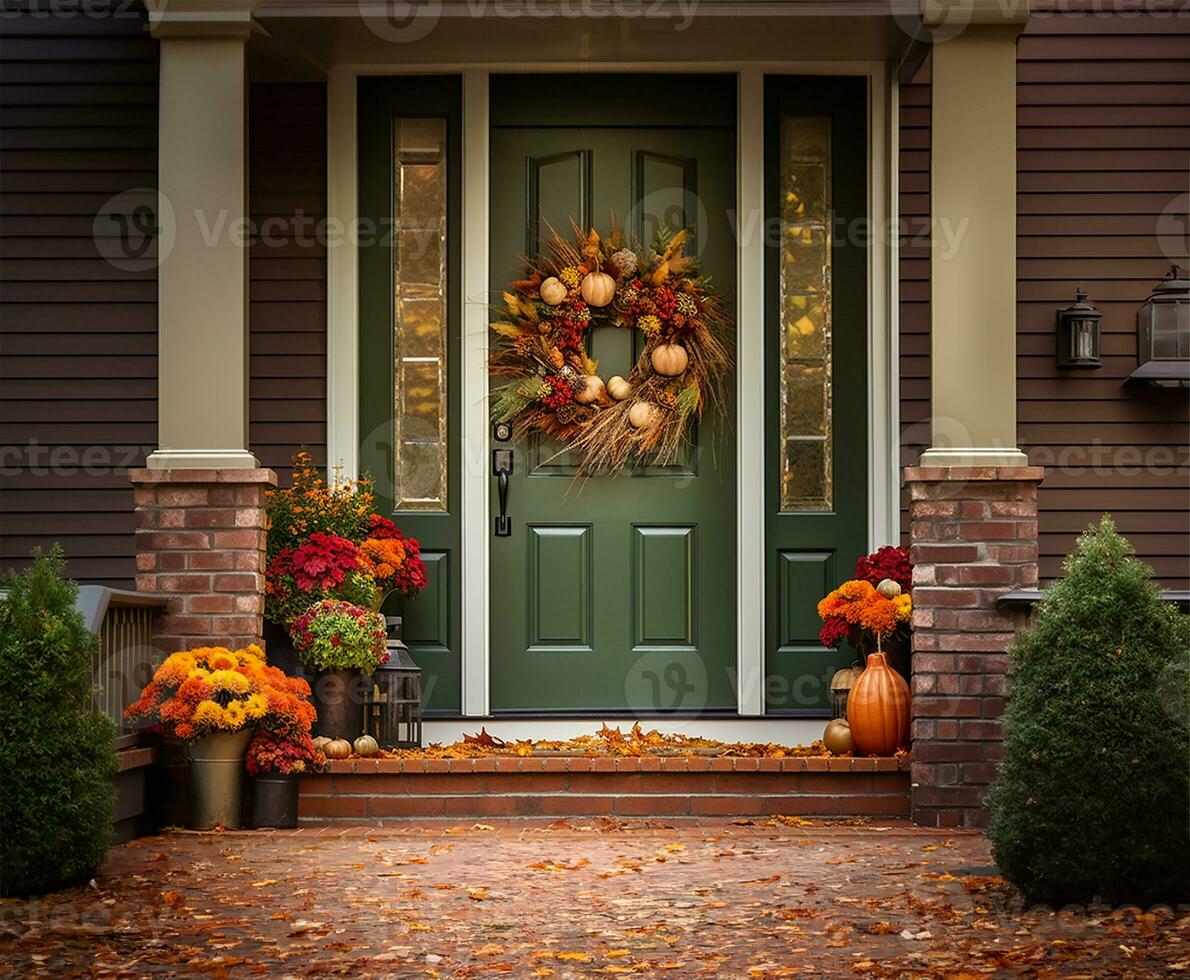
[124,643,318,743]
[358,536,407,582]
[838,579,875,602]
[857,593,897,636]
[816,593,847,620]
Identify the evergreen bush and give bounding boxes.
[0,548,117,896]
[987,516,1190,906]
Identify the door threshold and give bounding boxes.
[423,716,829,748]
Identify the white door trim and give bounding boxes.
[736,66,766,716]
[460,70,491,717]
[324,61,897,719]
[326,66,359,484]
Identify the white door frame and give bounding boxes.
[326,61,899,719]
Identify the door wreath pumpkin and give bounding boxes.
[489,225,731,476]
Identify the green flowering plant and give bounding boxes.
[287,599,388,674]
[265,450,374,563]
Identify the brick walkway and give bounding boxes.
[1,820,1184,977]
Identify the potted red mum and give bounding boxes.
[247,730,326,828]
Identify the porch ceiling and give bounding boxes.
[249,0,921,77]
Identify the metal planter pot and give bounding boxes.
[251,774,299,829]
[188,729,253,830]
[312,668,363,741]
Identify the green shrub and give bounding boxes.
[986,516,1190,906]
[0,548,117,896]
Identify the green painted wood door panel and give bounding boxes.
[764,76,870,714]
[358,76,463,714]
[489,75,737,714]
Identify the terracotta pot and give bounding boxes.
[188,729,253,830]
[846,652,910,756]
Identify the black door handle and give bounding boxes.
[493,449,513,537]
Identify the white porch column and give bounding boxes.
[145,0,258,469]
[919,0,1031,468]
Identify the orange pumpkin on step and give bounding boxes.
[846,652,910,756]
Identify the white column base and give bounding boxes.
[146,448,260,470]
[917,447,1031,468]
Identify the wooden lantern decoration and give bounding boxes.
[846,652,909,756]
[829,665,863,720]
[362,618,423,749]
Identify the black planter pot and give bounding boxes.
[262,619,301,676]
[312,668,364,741]
[251,774,299,829]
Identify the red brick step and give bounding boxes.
[298,756,909,822]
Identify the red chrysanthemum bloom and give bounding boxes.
[818,616,851,650]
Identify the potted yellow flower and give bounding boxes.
[125,644,299,829]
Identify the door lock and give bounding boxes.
[492,449,513,537]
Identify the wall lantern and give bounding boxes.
[1128,265,1190,388]
[362,617,423,749]
[1056,286,1102,369]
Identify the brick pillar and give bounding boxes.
[129,468,277,652]
[903,465,1044,829]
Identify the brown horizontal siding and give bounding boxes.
[248,83,328,486]
[898,6,1190,586]
[898,60,931,546]
[0,0,158,588]
[1016,5,1190,587]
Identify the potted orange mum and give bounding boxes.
[125,644,316,829]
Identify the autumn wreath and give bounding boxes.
[489,225,731,475]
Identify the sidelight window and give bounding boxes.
[778,115,833,512]
[392,117,448,511]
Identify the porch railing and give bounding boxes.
[76,586,168,747]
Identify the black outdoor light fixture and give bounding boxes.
[1128,265,1190,388]
[362,616,424,749]
[1056,285,1103,369]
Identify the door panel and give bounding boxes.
[527,525,593,650]
[765,76,870,714]
[632,525,697,649]
[489,75,737,714]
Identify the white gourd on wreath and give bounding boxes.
[539,276,567,306]
[627,401,658,429]
[574,375,606,405]
[606,376,632,401]
[650,343,689,377]
[580,270,616,307]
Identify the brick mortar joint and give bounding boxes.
[903,466,1045,483]
[129,468,278,486]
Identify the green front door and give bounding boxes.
[488,75,737,714]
